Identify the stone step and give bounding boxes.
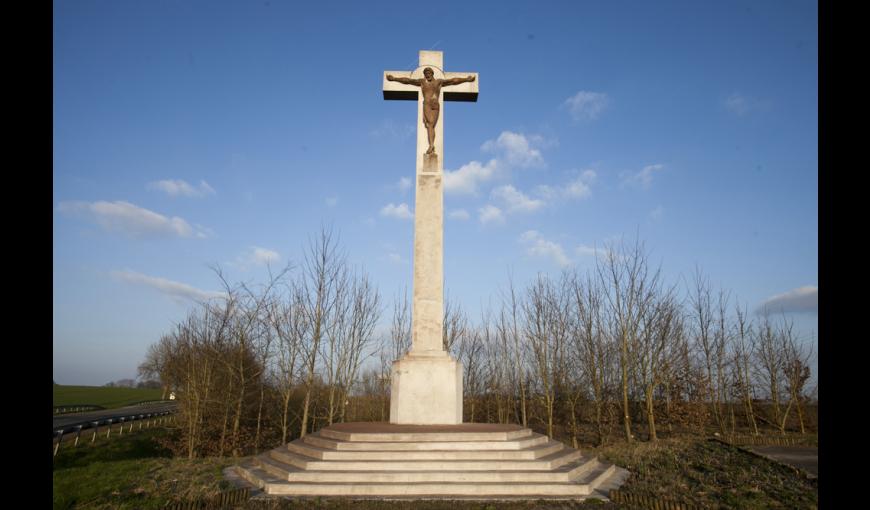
[255,453,604,483]
[303,431,549,451]
[234,461,282,489]
[319,426,533,443]
[287,438,565,461]
[255,454,295,481]
[259,480,594,497]
[585,461,618,491]
[269,445,583,471]
[231,423,627,500]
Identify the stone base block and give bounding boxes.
[390,352,462,425]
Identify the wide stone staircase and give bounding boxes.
[234,422,628,498]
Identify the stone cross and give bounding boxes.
[382,50,478,354]
[382,50,479,424]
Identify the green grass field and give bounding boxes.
[53,385,164,410]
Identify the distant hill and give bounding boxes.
[53,385,164,409]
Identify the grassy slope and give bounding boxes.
[53,429,234,510]
[53,385,164,409]
[589,436,817,509]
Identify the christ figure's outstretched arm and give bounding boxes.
[386,75,422,86]
[440,75,476,86]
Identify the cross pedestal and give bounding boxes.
[382,50,478,424]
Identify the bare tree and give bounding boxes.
[270,284,307,444]
[732,303,759,435]
[443,294,469,356]
[211,265,286,456]
[635,288,677,442]
[523,274,569,438]
[298,227,347,437]
[780,319,813,434]
[390,287,411,359]
[688,268,729,435]
[753,312,786,433]
[497,273,528,427]
[569,271,611,446]
[598,238,655,443]
[333,271,382,423]
[458,313,487,422]
[482,305,512,424]
[322,265,352,426]
[138,335,175,400]
[164,297,235,459]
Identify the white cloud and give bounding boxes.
[534,184,557,200]
[397,176,412,192]
[723,92,770,116]
[724,93,749,116]
[111,270,225,303]
[564,170,597,199]
[563,91,609,121]
[444,159,499,195]
[198,181,216,195]
[251,246,280,265]
[230,246,282,271]
[758,286,818,314]
[491,185,545,213]
[380,202,413,220]
[445,131,552,196]
[565,179,591,198]
[534,170,596,202]
[148,179,216,198]
[520,230,571,267]
[386,252,409,265]
[650,206,664,221]
[481,131,545,168]
[575,244,610,259]
[621,164,665,190]
[325,196,339,207]
[527,134,559,150]
[448,209,470,221]
[57,200,208,238]
[478,205,504,225]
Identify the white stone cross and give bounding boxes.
[382,50,479,424]
[382,50,479,354]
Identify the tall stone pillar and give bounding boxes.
[385,51,470,424]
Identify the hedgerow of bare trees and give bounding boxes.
[437,237,817,445]
[140,232,816,458]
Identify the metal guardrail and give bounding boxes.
[53,404,178,457]
[53,406,177,436]
[53,399,173,416]
[128,399,175,406]
[53,404,106,415]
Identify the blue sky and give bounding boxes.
[54,0,818,385]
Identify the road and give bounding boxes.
[750,446,818,478]
[53,402,177,432]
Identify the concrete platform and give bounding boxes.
[232,422,628,499]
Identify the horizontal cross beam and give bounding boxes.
[382,71,479,102]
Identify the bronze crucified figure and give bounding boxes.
[386,67,475,155]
